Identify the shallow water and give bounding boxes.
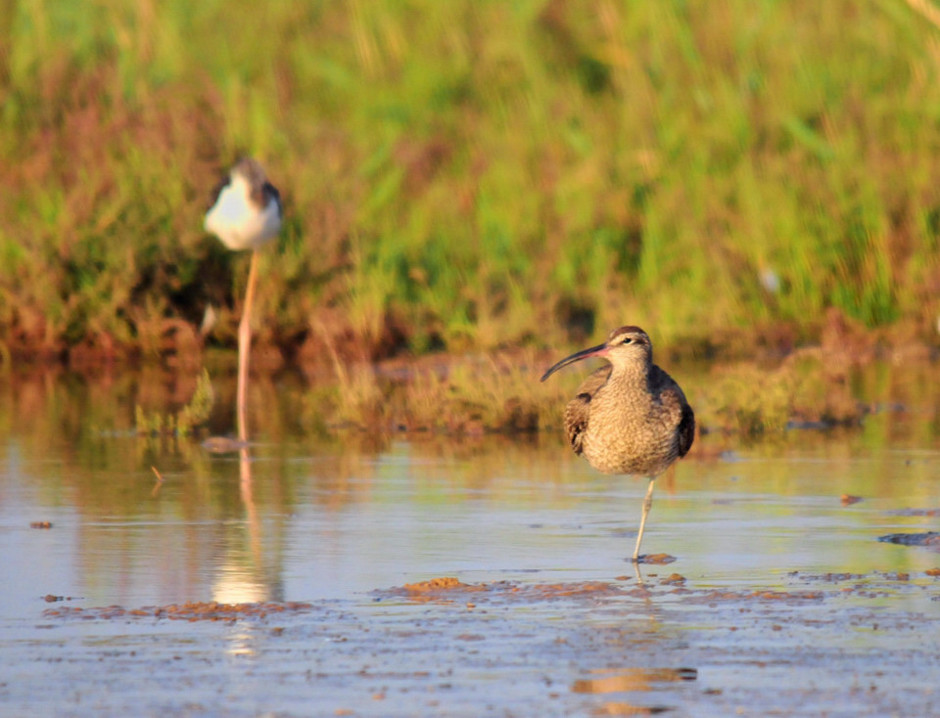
[1,365,938,716]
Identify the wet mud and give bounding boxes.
[44,601,315,622]
[12,570,939,717]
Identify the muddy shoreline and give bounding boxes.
[13,568,939,717]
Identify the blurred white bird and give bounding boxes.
[204,158,282,441]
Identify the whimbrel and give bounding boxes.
[204,158,282,441]
[541,326,695,562]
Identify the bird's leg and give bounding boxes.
[236,250,260,443]
[631,560,647,588]
[632,477,656,562]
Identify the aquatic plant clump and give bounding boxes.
[135,369,214,436]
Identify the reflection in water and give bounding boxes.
[572,667,697,716]
[0,362,939,616]
[224,628,260,658]
[588,701,668,716]
[572,667,698,694]
[210,446,284,605]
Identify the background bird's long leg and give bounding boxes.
[236,249,260,442]
[632,477,657,562]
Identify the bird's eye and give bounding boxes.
[622,338,633,344]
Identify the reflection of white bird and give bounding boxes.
[205,158,282,441]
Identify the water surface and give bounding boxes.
[1,365,938,716]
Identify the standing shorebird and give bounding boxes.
[204,158,282,442]
[541,326,695,562]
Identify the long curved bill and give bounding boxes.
[540,342,609,382]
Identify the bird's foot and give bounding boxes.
[632,553,677,565]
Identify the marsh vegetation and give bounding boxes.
[1,1,938,433]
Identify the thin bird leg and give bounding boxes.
[632,477,657,562]
[236,249,260,443]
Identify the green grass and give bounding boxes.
[1,0,940,364]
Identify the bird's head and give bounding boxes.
[540,325,652,382]
[230,158,270,200]
[231,157,267,183]
[601,326,653,368]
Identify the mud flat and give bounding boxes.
[0,566,933,717]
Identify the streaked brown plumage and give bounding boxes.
[541,326,695,561]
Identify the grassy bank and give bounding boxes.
[297,343,936,441]
[1,0,940,365]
